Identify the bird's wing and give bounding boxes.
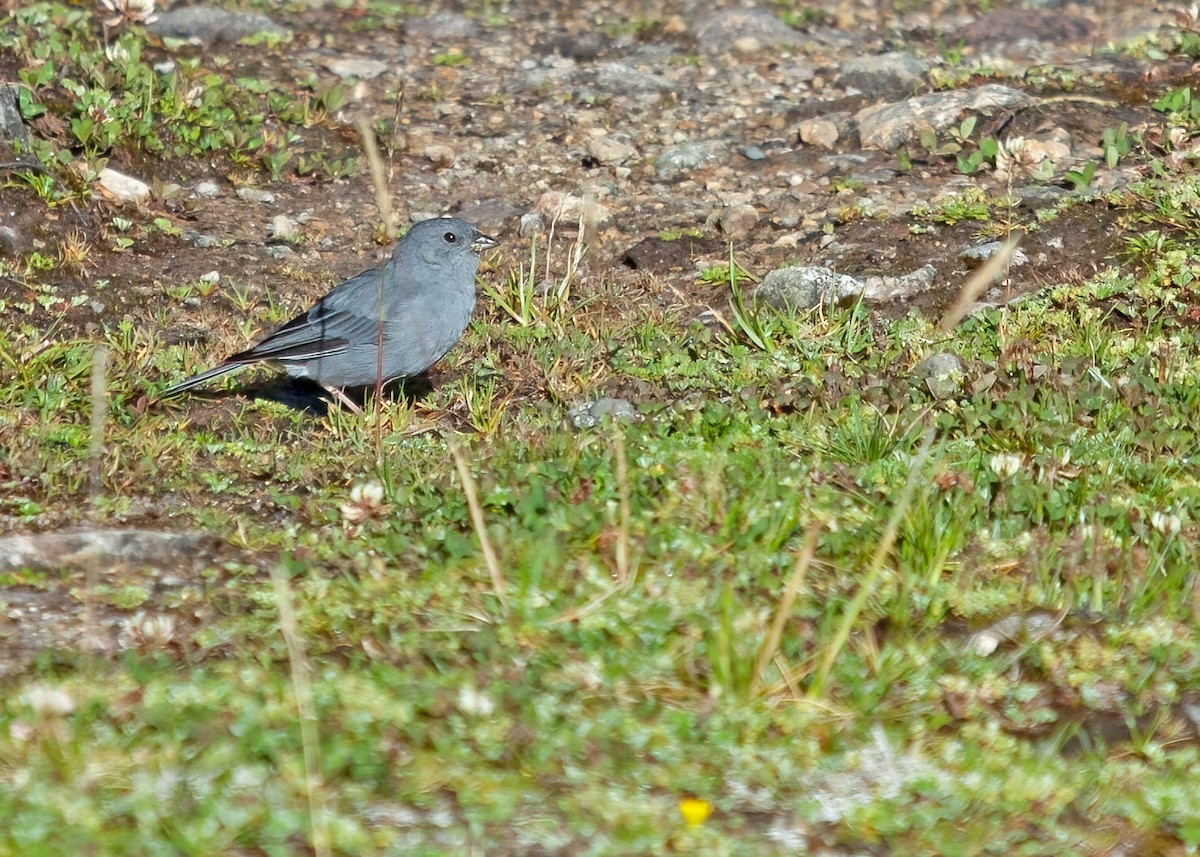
[228,268,394,365]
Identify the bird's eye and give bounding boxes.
[444,232,457,243]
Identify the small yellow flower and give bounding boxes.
[678,796,712,827]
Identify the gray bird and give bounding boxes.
[160,217,497,408]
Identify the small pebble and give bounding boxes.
[236,187,275,204]
[424,143,456,168]
[98,168,151,204]
[271,214,301,242]
[0,225,18,257]
[568,397,641,429]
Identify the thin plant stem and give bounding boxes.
[89,344,108,501]
[271,565,332,857]
[612,427,632,586]
[84,344,108,653]
[449,438,509,608]
[939,235,1020,331]
[752,520,821,696]
[358,116,396,458]
[808,426,937,699]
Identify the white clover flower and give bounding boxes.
[104,42,131,64]
[456,684,495,717]
[22,685,76,717]
[989,452,1023,480]
[994,137,1042,176]
[99,0,158,27]
[1151,510,1182,536]
[117,610,177,651]
[340,481,389,528]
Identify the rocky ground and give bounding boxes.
[0,0,1186,350]
[3,2,1200,853]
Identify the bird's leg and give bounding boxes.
[321,384,363,414]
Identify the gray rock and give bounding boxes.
[186,232,231,249]
[453,199,522,235]
[568,397,641,429]
[97,168,151,204]
[149,6,288,44]
[519,212,544,237]
[655,141,724,178]
[693,9,803,52]
[914,352,967,400]
[593,62,678,95]
[423,143,456,168]
[537,30,608,61]
[847,168,897,186]
[717,204,760,238]
[858,264,938,302]
[820,153,871,171]
[960,242,1029,267]
[757,266,861,309]
[798,118,839,149]
[840,52,929,97]
[158,181,185,200]
[956,8,1095,47]
[0,84,30,148]
[1086,169,1135,193]
[587,134,638,165]
[1013,185,1067,203]
[518,66,576,93]
[407,13,477,41]
[270,214,300,242]
[0,529,212,573]
[0,225,19,257]
[779,61,817,84]
[236,187,275,204]
[855,85,1034,152]
[193,180,220,198]
[322,57,390,80]
[739,145,767,160]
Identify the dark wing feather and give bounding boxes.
[160,260,407,398]
[227,267,392,366]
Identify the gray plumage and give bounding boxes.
[161,217,496,399]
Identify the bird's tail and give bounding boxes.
[158,362,242,399]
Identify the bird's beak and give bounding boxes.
[472,234,498,253]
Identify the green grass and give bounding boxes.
[3,1,1200,854]
[2,256,1200,852]
[1,2,360,192]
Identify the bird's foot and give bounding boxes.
[321,384,363,414]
